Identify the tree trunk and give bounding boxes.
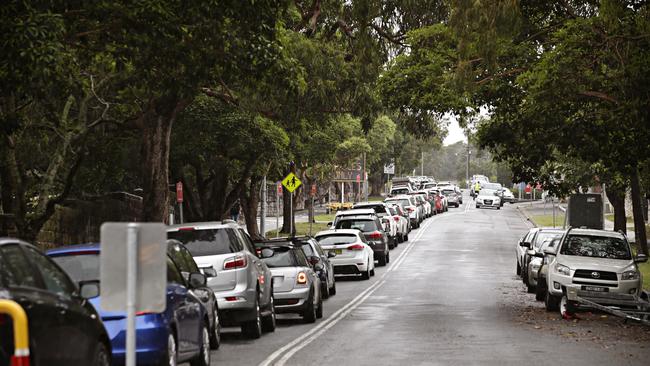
[605,185,627,233]
[280,164,296,234]
[241,177,262,241]
[631,168,648,255]
[139,99,186,223]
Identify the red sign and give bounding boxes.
[176,182,183,203]
[524,184,532,194]
[535,183,542,190]
[310,184,317,197]
[356,174,361,183]
[277,182,283,196]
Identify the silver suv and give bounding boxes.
[168,221,275,339]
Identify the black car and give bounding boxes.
[0,238,111,366]
[334,215,390,266]
[166,239,222,350]
[295,237,336,299]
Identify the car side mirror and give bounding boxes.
[201,266,218,278]
[543,247,557,256]
[533,252,545,258]
[327,251,336,258]
[519,241,531,248]
[526,249,536,256]
[327,222,333,227]
[635,253,648,263]
[189,272,207,289]
[260,248,274,259]
[79,280,100,299]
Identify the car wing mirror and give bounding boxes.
[635,253,648,263]
[200,266,218,278]
[327,251,336,258]
[543,247,557,256]
[519,241,531,248]
[79,280,100,299]
[189,272,207,288]
[526,249,536,256]
[533,252,545,258]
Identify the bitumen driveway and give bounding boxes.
[201,192,650,366]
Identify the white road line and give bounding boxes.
[259,211,446,366]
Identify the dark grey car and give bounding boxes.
[334,216,390,266]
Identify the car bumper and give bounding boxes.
[273,286,311,313]
[548,273,641,297]
[332,256,370,274]
[476,200,500,208]
[214,281,258,324]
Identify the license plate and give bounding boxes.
[332,249,343,255]
[582,285,609,292]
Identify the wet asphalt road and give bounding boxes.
[204,193,650,366]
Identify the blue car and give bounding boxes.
[47,243,214,366]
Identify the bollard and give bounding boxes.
[0,300,30,366]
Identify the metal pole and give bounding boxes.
[309,196,313,236]
[341,182,344,204]
[363,152,368,202]
[553,197,556,227]
[289,192,293,237]
[421,151,424,176]
[179,202,184,224]
[276,190,279,239]
[260,176,266,234]
[126,224,138,366]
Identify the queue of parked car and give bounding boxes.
[515,226,648,315]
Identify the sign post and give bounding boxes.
[176,182,184,224]
[100,223,166,366]
[309,184,317,236]
[281,173,302,236]
[276,182,282,238]
[384,161,395,195]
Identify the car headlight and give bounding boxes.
[494,198,500,203]
[555,263,570,276]
[477,199,483,203]
[622,270,640,280]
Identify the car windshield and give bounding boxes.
[51,253,99,283]
[386,199,410,207]
[479,189,498,196]
[316,234,358,245]
[168,228,235,256]
[355,204,387,214]
[261,248,296,268]
[560,235,631,259]
[533,232,563,249]
[336,219,377,232]
[442,189,454,195]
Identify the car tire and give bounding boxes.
[303,290,317,323]
[261,295,276,333]
[404,233,409,242]
[516,262,521,276]
[241,294,262,339]
[161,332,177,366]
[377,253,387,267]
[535,279,546,301]
[330,281,337,295]
[527,283,535,293]
[321,281,330,299]
[190,322,211,366]
[545,291,561,312]
[370,267,375,276]
[497,207,501,210]
[316,296,323,319]
[209,308,221,350]
[361,261,370,280]
[386,251,390,263]
[92,342,111,366]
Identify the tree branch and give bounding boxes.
[579,91,620,104]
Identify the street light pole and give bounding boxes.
[466,147,471,188]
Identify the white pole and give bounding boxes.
[289,192,293,236]
[126,224,138,366]
[341,182,344,204]
[276,190,279,239]
[260,176,266,234]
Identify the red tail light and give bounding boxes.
[393,216,400,221]
[406,206,415,212]
[223,255,247,270]
[368,231,383,240]
[347,244,365,251]
[178,227,195,231]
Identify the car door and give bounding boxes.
[170,244,215,324]
[22,246,95,365]
[167,257,201,358]
[312,241,333,286]
[237,229,272,306]
[0,244,73,366]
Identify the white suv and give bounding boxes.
[168,221,275,338]
[544,228,646,311]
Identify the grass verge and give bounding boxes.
[604,214,634,224]
[266,221,330,238]
[314,214,335,222]
[530,214,565,228]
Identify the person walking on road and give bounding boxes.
[230,200,241,222]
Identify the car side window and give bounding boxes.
[0,245,39,288]
[301,244,315,258]
[313,241,325,256]
[24,247,76,296]
[226,229,244,253]
[168,245,190,273]
[359,234,369,244]
[237,230,257,254]
[179,246,200,273]
[167,257,185,285]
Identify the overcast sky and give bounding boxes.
[443,115,466,146]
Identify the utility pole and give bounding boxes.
[260,176,266,235]
[466,149,471,189]
[363,152,368,201]
[421,150,424,176]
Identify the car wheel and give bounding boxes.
[370,266,375,276]
[241,294,262,339]
[535,280,546,302]
[261,295,276,333]
[527,283,535,293]
[321,281,330,299]
[497,206,501,210]
[209,308,221,350]
[522,268,529,286]
[516,261,521,276]
[361,261,370,280]
[190,322,210,366]
[316,295,323,319]
[303,290,317,323]
[377,253,387,267]
[545,291,561,312]
[330,281,337,295]
[92,342,111,366]
[386,251,390,263]
[161,333,177,366]
[476,205,480,208]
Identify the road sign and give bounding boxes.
[100,223,167,312]
[356,174,361,183]
[310,184,317,197]
[384,163,395,174]
[176,182,183,203]
[277,182,283,196]
[525,184,532,193]
[282,172,302,193]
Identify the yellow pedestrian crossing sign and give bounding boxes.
[282,173,302,193]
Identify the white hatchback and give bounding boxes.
[315,229,375,280]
